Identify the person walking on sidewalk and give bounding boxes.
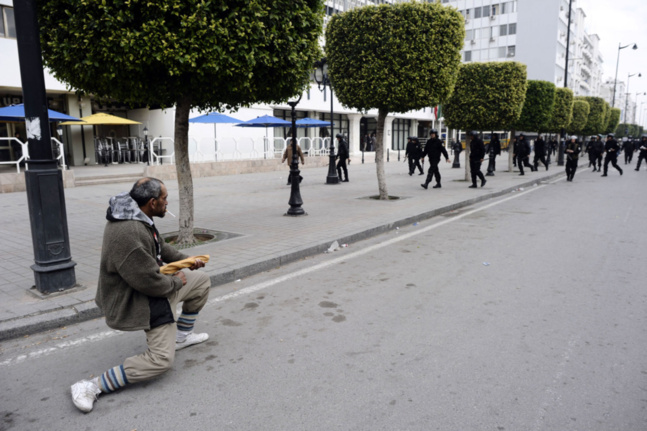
[336,134,350,182]
[70,178,211,413]
[485,134,501,176]
[586,135,601,171]
[636,135,647,171]
[623,136,635,165]
[405,136,424,176]
[420,129,449,189]
[533,134,549,171]
[514,133,535,175]
[601,133,623,177]
[282,139,305,185]
[468,131,487,188]
[565,135,581,181]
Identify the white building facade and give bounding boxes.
[441,0,604,98]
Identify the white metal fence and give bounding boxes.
[0,137,66,173]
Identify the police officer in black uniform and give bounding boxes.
[586,135,599,171]
[420,129,449,189]
[405,136,423,176]
[486,134,501,176]
[624,136,635,165]
[601,133,623,177]
[468,131,486,188]
[533,134,549,171]
[565,135,581,181]
[336,134,349,182]
[514,133,535,175]
[635,135,647,171]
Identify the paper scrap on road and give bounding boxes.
[483,262,490,266]
[325,240,339,253]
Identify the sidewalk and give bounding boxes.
[0,154,567,341]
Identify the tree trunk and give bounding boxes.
[375,109,389,200]
[174,96,195,246]
[464,134,471,181]
[508,129,516,172]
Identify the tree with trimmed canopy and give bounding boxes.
[546,88,574,134]
[515,80,557,133]
[605,108,621,135]
[567,98,590,136]
[326,2,464,199]
[581,97,608,137]
[444,62,527,178]
[37,0,324,244]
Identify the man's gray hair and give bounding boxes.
[129,177,164,206]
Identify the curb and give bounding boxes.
[0,167,569,342]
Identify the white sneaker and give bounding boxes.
[175,332,209,350]
[71,379,101,413]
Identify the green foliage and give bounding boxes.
[567,98,590,135]
[37,0,325,110]
[515,80,556,132]
[615,123,644,137]
[546,87,573,133]
[581,96,608,136]
[444,62,527,131]
[325,2,465,113]
[605,108,621,135]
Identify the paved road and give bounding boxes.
[0,166,645,430]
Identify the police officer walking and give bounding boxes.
[514,133,535,175]
[420,129,449,189]
[468,131,486,188]
[635,135,647,171]
[601,133,623,177]
[586,135,600,171]
[623,136,635,165]
[533,134,549,171]
[485,134,501,176]
[405,136,423,176]
[336,134,350,182]
[564,135,581,181]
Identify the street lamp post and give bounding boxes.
[14,0,77,294]
[285,95,306,216]
[143,126,150,165]
[623,73,641,123]
[612,43,638,108]
[313,58,340,184]
[558,0,574,167]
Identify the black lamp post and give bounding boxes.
[285,95,306,216]
[313,58,340,184]
[612,43,638,108]
[14,0,76,294]
[143,126,150,165]
[558,0,574,167]
[623,72,641,123]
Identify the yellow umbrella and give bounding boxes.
[60,112,141,125]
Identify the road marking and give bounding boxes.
[0,182,552,367]
[0,330,122,368]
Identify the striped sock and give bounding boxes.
[99,365,129,393]
[176,311,198,333]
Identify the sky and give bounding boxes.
[577,0,647,125]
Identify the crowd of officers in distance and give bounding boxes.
[404,130,647,186]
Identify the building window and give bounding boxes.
[465,29,473,40]
[482,6,490,17]
[391,119,411,151]
[464,51,472,62]
[1,6,17,38]
[492,4,499,16]
[508,46,516,57]
[500,24,508,36]
[499,46,507,58]
[508,23,517,35]
[474,7,482,19]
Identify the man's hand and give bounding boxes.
[445,159,450,163]
[189,258,205,270]
[174,271,187,285]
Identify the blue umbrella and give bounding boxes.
[0,103,82,122]
[295,117,334,128]
[236,114,292,128]
[189,112,243,139]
